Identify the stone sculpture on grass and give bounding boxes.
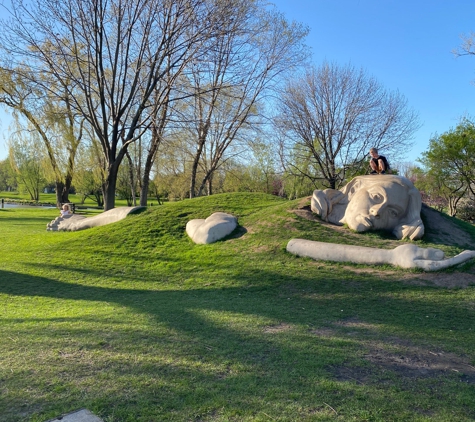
[47,206,145,231]
[186,212,237,244]
[286,239,475,271]
[288,175,475,270]
[311,174,424,240]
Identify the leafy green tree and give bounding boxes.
[0,68,83,208]
[411,167,450,212]
[0,159,16,192]
[279,141,325,197]
[151,138,191,201]
[419,118,475,216]
[8,132,47,201]
[72,141,105,207]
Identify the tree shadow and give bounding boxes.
[1,268,475,421]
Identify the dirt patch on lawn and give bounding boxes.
[314,322,475,385]
[263,322,294,334]
[330,339,475,385]
[364,344,475,383]
[407,272,475,288]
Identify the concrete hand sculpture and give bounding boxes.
[311,175,424,240]
[287,239,475,271]
[47,206,144,231]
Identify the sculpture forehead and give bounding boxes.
[357,180,408,199]
[345,175,416,196]
[353,174,412,188]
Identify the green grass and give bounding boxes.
[1,193,475,421]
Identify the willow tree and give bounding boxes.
[0,0,239,210]
[8,129,47,201]
[0,68,83,207]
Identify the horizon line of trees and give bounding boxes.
[2,0,473,216]
[3,114,475,224]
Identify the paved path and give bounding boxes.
[47,409,103,422]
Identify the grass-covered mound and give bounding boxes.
[1,192,475,422]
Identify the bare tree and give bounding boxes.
[276,62,420,189]
[138,68,174,207]
[454,32,475,59]
[0,0,238,210]
[175,5,308,198]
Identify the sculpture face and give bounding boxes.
[344,178,409,232]
[310,175,424,240]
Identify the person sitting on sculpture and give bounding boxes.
[60,204,72,217]
[311,174,424,240]
[369,147,390,174]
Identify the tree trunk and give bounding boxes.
[55,181,65,208]
[190,134,207,198]
[103,163,120,211]
[140,153,154,206]
[189,148,202,198]
[125,152,136,206]
[140,176,150,207]
[207,175,213,196]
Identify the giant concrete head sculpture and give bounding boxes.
[311,175,424,240]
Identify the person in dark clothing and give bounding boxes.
[369,148,390,174]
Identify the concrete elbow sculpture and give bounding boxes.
[186,212,237,244]
[311,175,424,240]
[286,239,475,271]
[47,206,145,231]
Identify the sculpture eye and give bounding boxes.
[388,208,399,218]
[371,193,383,203]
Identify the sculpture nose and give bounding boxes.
[370,203,385,217]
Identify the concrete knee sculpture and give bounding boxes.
[186,212,237,244]
[311,175,424,240]
[47,206,145,231]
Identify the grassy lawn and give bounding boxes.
[1,192,475,421]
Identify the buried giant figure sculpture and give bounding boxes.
[311,174,424,240]
[287,174,475,270]
[47,206,145,231]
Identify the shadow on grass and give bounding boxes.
[1,267,475,421]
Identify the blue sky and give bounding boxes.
[270,0,475,162]
[1,0,475,163]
